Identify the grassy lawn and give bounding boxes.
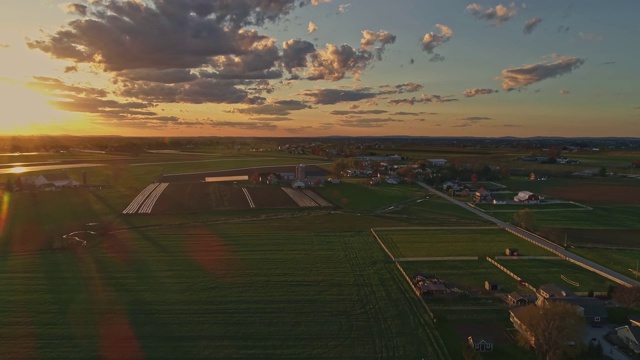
[0,223,449,359]
[399,260,526,293]
[493,259,616,292]
[377,228,554,259]
[314,181,427,212]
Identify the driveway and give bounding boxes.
[583,324,632,360]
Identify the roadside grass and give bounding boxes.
[0,225,449,359]
[377,228,554,259]
[314,181,427,211]
[398,260,524,293]
[493,259,616,291]
[570,248,640,279]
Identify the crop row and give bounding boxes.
[281,187,319,207]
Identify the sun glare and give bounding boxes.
[0,80,68,134]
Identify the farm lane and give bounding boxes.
[416,182,640,287]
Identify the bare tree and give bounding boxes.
[613,286,640,308]
[515,302,585,360]
[513,208,536,230]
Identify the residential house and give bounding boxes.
[536,283,608,325]
[615,325,640,353]
[510,307,537,347]
[468,336,493,352]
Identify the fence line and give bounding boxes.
[396,256,478,262]
[485,257,537,292]
[369,229,451,360]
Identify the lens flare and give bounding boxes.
[0,191,10,235]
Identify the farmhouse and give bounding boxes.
[467,336,493,352]
[514,191,540,203]
[473,188,492,203]
[536,283,608,325]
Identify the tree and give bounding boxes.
[513,208,536,231]
[331,158,349,179]
[598,166,607,177]
[612,286,640,308]
[515,302,585,360]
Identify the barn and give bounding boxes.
[513,191,540,203]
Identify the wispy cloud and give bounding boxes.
[523,17,542,35]
[501,57,585,90]
[463,88,498,97]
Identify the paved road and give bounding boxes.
[416,182,640,287]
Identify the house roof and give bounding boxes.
[468,336,493,345]
[509,292,526,301]
[616,325,640,345]
[538,283,575,298]
[555,297,608,318]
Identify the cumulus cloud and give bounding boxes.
[117,69,198,84]
[360,30,396,50]
[60,3,87,15]
[501,57,585,90]
[422,24,453,54]
[307,43,374,81]
[467,3,517,26]
[303,88,376,104]
[463,88,498,97]
[308,21,318,34]
[28,0,301,72]
[282,39,316,73]
[523,17,542,35]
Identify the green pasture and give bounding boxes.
[493,205,640,230]
[494,259,616,291]
[377,228,554,258]
[0,224,449,359]
[399,260,523,293]
[388,192,490,226]
[314,181,426,212]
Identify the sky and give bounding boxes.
[0,0,639,137]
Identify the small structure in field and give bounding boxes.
[514,191,540,203]
[508,292,529,307]
[505,248,519,256]
[485,280,500,291]
[468,336,493,352]
[291,180,305,189]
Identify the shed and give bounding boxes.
[485,280,500,291]
[514,191,540,203]
[291,180,306,189]
[508,292,529,307]
[505,248,519,256]
[468,336,493,352]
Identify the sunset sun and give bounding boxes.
[0,80,68,134]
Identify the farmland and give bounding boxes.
[0,221,448,359]
[377,228,554,259]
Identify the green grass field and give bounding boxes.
[398,260,525,294]
[0,222,449,359]
[474,202,588,212]
[377,228,554,259]
[314,181,427,212]
[493,259,616,291]
[388,192,491,226]
[571,248,640,279]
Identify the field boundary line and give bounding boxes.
[494,256,562,260]
[370,228,451,360]
[396,256,478,261]
[123,183,159,214]
[372,226,500,231]
[486,257,537,292]
[241,188,255,208]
